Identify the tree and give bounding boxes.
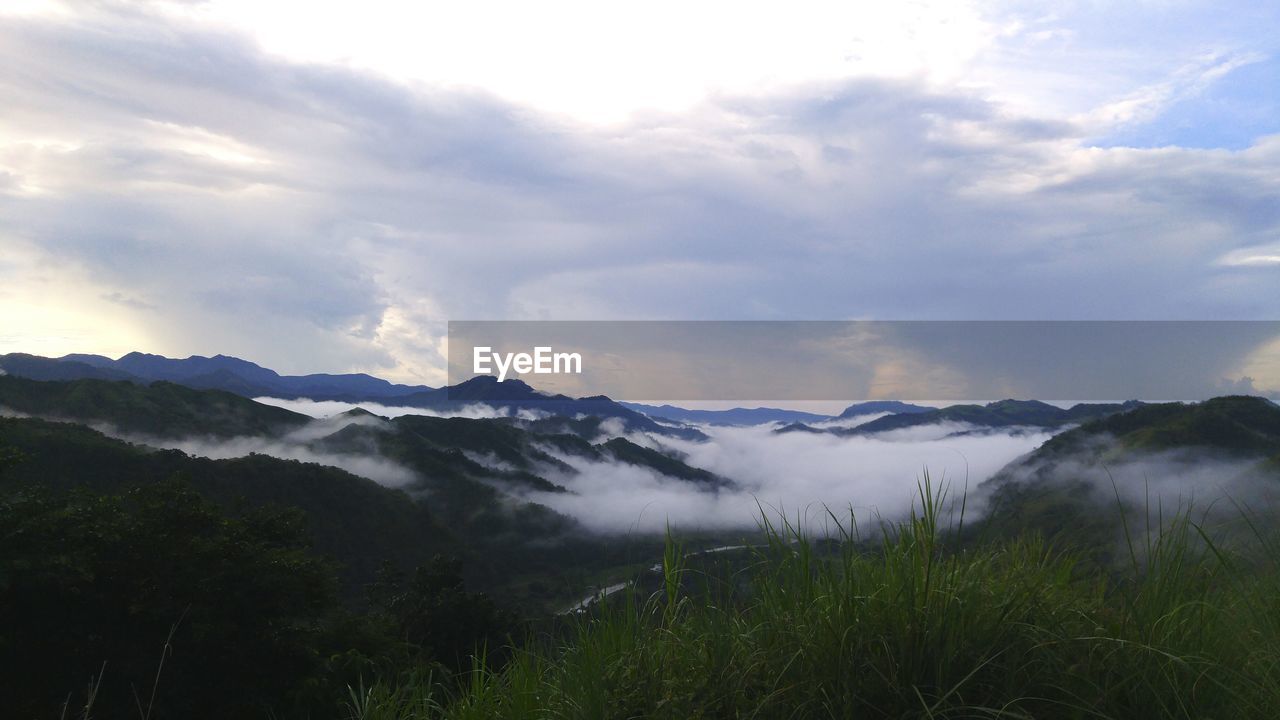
[368,556,516,674]
[0,477,338,718]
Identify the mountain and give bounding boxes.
[0,376,716,497]
[398,376,706,440]
[1046,395,1280,457]
[988,396,1280,481]
[0,353,704,440]
[0,415,456,593]
[57,353,117,368]
[113,351,437,400]
[0,377,714,609]
[621,403,834,426]
[0,375,715,485]
[617,400,938,427]
[0,353,141,382]
[774,422,826,434]
[598,437,730,488]
[0,375,310,438]
[842,399,1145,435]
[0,351,434,402]
[976,396,1280,559]
[837,400,934,418]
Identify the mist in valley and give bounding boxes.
[59,395,1278,538]
[524,422,1055,533]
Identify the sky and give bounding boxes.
[1,0,1278,387]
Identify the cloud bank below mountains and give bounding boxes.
[527,423,1054,533]
[58,391,1280,537]
[253,396,547,421]
[69,390,1052,533]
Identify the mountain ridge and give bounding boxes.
[0,351,436,401]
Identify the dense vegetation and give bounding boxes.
[0,417,457,593]
[350,482,1280,719]
[979,395,1280,562]
[0,375,309,438]
[838,398,1146,434]
[0,377,698,605]
[5,374,1280,717]
[0,465,516,718]
[0,353,703,438]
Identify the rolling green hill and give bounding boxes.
[976,396,1280,557]
[0,375,309,438]
[0,377,712,608]
[0,416,455,593]
[845,399,1144,434]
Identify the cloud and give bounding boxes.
[100,292,156,311]
[251,396,544,420]
[77,411,421,487]
[0,1,1278,384]
[525,423,1054,533]
[986,435,1280,539]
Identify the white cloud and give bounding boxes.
[252,396,534,420]
[528,423,1053,533]
[0,1,1277,382]
[185,0,998,124]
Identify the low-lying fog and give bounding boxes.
[246,397,1055,533]
[254,396,546,420]
[71,394,1276,536]
[529,423,1053,533]
[14,395,1274,539]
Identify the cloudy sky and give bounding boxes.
[2,0,1278,385]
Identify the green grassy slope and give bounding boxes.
[351,485,1280,719]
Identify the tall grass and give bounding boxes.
[349,475,1280,719]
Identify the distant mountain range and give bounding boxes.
[1,351,433,401]
[620,403,834,426]
[777,399,1146,436]
[0,374,718,489]
[618,400,935,426]
[846,399,1146,434]
[2,352,1125,436]
[0,352,702,440]
[985,395,1280,492]
[837,401,934,418]
[6,363,1280,610]
[400,375,705,440]
[977,395,1280,559]
[0,352,991,432]
[0,374,729,605]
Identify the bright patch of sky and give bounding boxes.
[158,0,1280,150]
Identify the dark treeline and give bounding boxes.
[1,467,515,718]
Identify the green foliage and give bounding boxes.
[849,399,1141,434]
[0,375,310,438]
[368,557,517,674]
[354,477,1280,720]
[977,395,1280,562]
[0,479,337,719]
[1037,395,1280,459]
[0,416,458,595]
[601,437,726,486]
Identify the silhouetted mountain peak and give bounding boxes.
[4,351,434,403]
[837,400,933,418]
[58,353,116,368]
